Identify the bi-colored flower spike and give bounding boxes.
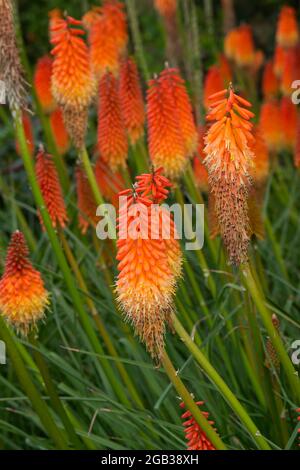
[15,112,34,156]
[193,126,209,192]
[116,171,181,362]
[276,6,299,48]
[154,0,177,17]
[33,55,56,113]
[204,66,224,110]
[249,126,269,183]
[119,58,145,144]
[98,72,128,172]
[76,165,98,234]
[95,157,125,207]
[0,0,27,111]
[84,1,127,79]
[280,96,298,151]
[160,67,198,157]
[259,100,282,152]
[180,401,217,451]
[204,86,255,265]
[35,148,68,229]
[262,60,279,99]
[51,15,96,148]
[49,108,70,155]
[0,231,49,335]
[146,75,186,179]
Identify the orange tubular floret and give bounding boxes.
[119,57,145,144]
[98,72,128,171]
[35,148,68,229]
[276,6,299,48]
[0,231,49,335]
[50,16,95,110]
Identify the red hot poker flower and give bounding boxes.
[119,57,145,144]
[180,401,217,451]
[0,231,49,335]
[33,55,56,113]
[135,167,172,203]
[49,108,70,156]
[276,6,299,48]
[35,148,68,229]
[98,72,128,172]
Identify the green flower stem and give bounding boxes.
[29,333,84,449]
[240,263,300,401]
[264,217,290,282]
[0,316,68,449]
[15,113,130,408]
[125,0,150,82]
[58,228,144,410]
[172,314,272,450]
[161,351,227,450]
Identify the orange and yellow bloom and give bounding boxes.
[0,231,49,335]
[276,6,299,48]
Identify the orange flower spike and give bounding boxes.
[98,72,128,172]
[280,47,300,96]
[159,67,198,157]
[35,148,68,229]
[154,0,177,18]
[0,231,50,335]
[276,6,299,48]
[75,166,98,234]
[262,60,279,99]
[86,1,127,79]
[224,28,239,60]
[204,85,254,264]
[180,401,217,451]
[280,96,298,150]
[49,108,70,155]
[50,17,95,110]
[135,167,173,203]
[146,76,186,179]
[119,58,145,144]
[16,112,34,156]
[259,100,282,152]
[33,55,56,113]
[203,66,224,109]
[234,25,255,67]
[116,188,176,362]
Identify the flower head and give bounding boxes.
[33,55,56,113]
[204,86,255,264]
[0,231,49,335]
[116,170,181,362]
[98,72,128,171]
[224,25,255,67]
[276,6,299,48]
[50,15,95,148]
[49,108,70,155]
[119,58,145,144]
[180,401,217,451]
[0,0,27,111]
[146,73,186,179]
[35,148,68,229]
[84,1,127,79]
